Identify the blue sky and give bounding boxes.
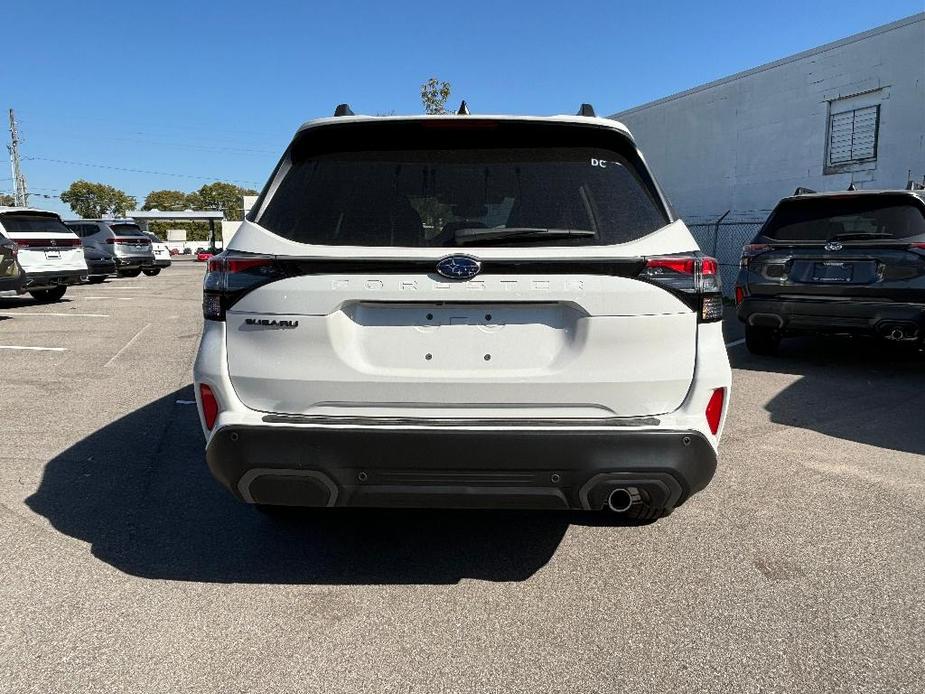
[3,0,922,216]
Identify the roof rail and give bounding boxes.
[576,103,596,117]
[793,186,817,196]
[456,100,470,115]
[333,103,355,117]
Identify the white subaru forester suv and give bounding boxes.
[194,105,732,521]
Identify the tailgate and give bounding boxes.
[225,272,697,419]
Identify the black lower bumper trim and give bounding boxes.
[23,268,87,288]
[205,425,716,512]
[115,258,154,268]
[738,297,925,336]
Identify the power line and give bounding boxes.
[25,156,262,187]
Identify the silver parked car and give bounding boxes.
[66,219,155,277]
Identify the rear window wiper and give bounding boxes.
[828,231,896,241]
[454,227,596,245]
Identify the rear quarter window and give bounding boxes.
[255,121,669,248]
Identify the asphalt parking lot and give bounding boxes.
[1,260,923,693]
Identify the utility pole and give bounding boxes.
[7,109,28,207]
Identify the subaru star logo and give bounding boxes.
[436,255,481,280]
[824,241,843,251]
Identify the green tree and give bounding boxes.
[188,182,258,221]
[420,77,451,115]
[0,193,15,206]
[60,180,136,218]
[142,189,190,211]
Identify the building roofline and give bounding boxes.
[610,12,925,119]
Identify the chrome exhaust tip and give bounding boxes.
[607,488,637,513]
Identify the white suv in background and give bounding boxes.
[0,207,87,302]
[194,106,732,521]
[142,231,172,275]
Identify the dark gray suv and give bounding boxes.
[736,189,925,354]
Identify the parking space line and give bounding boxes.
[82,297,135,301]
[0,345,67,352]
[725,338,746,347]
[0,312,110,318]
[105,323,151,367]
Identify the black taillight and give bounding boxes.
[638,254,723,322]
[740,243,770,269]
[202,252,281,321]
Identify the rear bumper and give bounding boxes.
[86,260,116,276]
[738,296,925,337]
[114,256,154,269]
[23,268,87,288]
[152,258,172,268]
[0,272,25,292]
[205,423,716,514]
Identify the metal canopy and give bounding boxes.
[126,209,225,246]
[127,209,224,221]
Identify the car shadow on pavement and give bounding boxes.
[0,296,75,309]
[26,386,572,585]
[730,336,925,455]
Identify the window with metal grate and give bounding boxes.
[827,105,879,166]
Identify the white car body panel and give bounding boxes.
[195,318,731,448]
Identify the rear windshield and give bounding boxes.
[0,213,72,235]
[108,223,146,236]
[760,196,925,242]
[255,122,669,247]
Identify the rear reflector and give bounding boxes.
[735,286,745,305]
[705,388,725,435]
[199,384,219,430]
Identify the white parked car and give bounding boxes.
[0,207,87,302]
[194,105,732,521]
[142,231,172,275]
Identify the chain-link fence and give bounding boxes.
[687,220,763,297]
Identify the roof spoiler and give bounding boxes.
[576,103,596,117]
[793,187,817,196]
